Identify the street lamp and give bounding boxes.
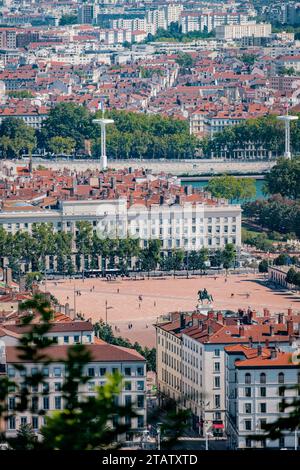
[277,113,298,159]
[105,299,113,324]
[156,422,162,450]
[93,115,114,171]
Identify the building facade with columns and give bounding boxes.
[0,197,242,254]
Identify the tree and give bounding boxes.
[0,117,36,159]
[222,244,237,270]
[8,424,38,450]
[206,175,256,201]
[210,249,223,268]
[7,90,34,99]
[171,249,184,276]
[258,259,269,273]
[41,103,96,152]
[175,52,195,69]
[264,157,300,200]
[25,272,43,290]
[141,240,161,277]
[274,254,291,266]
[241,53,256,67]
[47,136,76,156]
[286,267,297,285]
[59,14,78,26]
[201,115,285,159]
[243,196,300,238]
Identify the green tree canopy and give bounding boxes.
[40,103,96,152]
[264,157,300,200]
[47,136,76,155]
[0,117,36,158]
[206,175,256,201]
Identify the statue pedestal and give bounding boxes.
[196,302,213,315]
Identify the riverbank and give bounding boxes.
[2,159,276,177]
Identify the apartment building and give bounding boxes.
[276,54,300,74]
[1,342,147,439]
[0,29,17,49]
[216,23,272,41]
[156,310,296,437]
[1,321,95,347]
[78,3,99,25]
[0,106,49,129]
[225,345,300,449]
[180,12,249,34]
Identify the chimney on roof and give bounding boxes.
[65,303,70,317]
[263,308,270,318]
[110,177,116,189]
[208,325,213,336]
[208,311,214,320]
[128,167,133,174]
[287,319,294,336]
[265,338,269,348]
[175,194,182,205]
[270,349,277,359]
[4,267,12,288]
[198,319,204,329]
[270,324,275,336]
[288,308,293,317]
[184,185,192,195]
[249,336,253,348]
[257,344,262,356]
[278,313,284,325]
[251,310,257,320]
[239,325,245,337]
[217,311,223,323]
[129,193,134,207]
[180,313,186,330]
[159,195,164,205]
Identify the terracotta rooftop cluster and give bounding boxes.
[158,307,300,345]
[0,167,224,212]
[0,45,296,123]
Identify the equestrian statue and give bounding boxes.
[198,288,213,304]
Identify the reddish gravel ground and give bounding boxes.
[46,274,300,348]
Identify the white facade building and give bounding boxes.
[156,313,295,436]
[1,342,147,439]
[0,321,95,347]
[0,197,242,252]
[225,345,300,449]
[216,23,272,40]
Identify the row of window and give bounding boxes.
[243,386,299,398]
[244,372,300,385]
[8,365,145,379]
[8,394,145,412]
[7,414,145,431]
[9,379,145,394]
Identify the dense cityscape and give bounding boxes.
[0,0,300,459]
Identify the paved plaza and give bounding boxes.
[47,274,300,347]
